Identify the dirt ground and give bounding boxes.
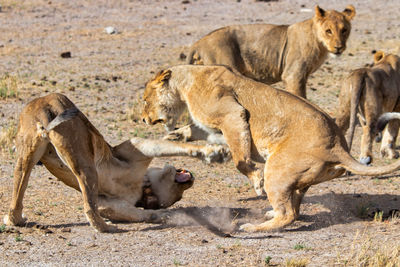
[0,0,399,266]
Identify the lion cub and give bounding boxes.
[336,51,400,165]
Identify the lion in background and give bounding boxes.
[336,51,400,165]
[187,5,355,98]
[142,65,400,232]
[4,93,229,232]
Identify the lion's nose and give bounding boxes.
[334,46,343,53]
[142,118,146,123]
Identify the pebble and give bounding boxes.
[105,26,117,34]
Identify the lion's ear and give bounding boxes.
[315,5,326,19]
[342,5,356,21]
[373,51,385,63]
[155,69,172,84]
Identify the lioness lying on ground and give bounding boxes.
[4,93,229,232]
[187,5,355,98]
[336,51,400,165]
[142,65,400,232]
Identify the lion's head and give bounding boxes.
[141,69,184,131]
[373,51,400,72]
[137,165,194,209]
[314,5,356,55]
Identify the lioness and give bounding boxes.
[142,65,400,232]
[187,5,355,98]
[4,93,229,232]
[336,51,400,165]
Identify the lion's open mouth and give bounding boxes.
[175,169,194,183]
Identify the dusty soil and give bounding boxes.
[0,0,399,266]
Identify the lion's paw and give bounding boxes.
[202,145,231,164]
[239,223,257,232]
[163,126,192,142]
[95,222,118,233]
[3,213,27,226]
[380,146,399,159]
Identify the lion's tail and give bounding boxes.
[346,71,366,150]
[377,112,400,131]
[338,112,400,176]
[36,107,79,139]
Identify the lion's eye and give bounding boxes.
[326,29,332,35]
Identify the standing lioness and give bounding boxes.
[187,5,355,98]
[142,65,400,232]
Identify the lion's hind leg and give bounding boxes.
[5,132,48,226]
[98,197,167,223]
[380,116,400,159]
[240,154,323,232]
[47,124,116,233]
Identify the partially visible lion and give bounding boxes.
[142,65,400,232]
[187,5,355,98]
[4,93,229,232]
[336,51,400,165]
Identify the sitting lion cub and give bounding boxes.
[142,65,400,232]
[4,93,229,232]
[187,5,355,98]
[336,51,400,165]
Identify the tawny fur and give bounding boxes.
[187,5,355,98]
[4,93,229,232]
[142,65,400,232]
[336,51,400,164]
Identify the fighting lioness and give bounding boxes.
[336,51,400,165]
[187,5,355,98]
[4,93,228,232]
[142,65,400,232]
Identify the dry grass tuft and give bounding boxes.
[339,231,400,266]
[285,258,309,267]
[0,121,17,156]
[0,74,19,99]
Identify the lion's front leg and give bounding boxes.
[130,137,230,163]
[282,68,307,99]
[219,104,264,196]
[98,197,168,223]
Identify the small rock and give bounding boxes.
[179,52,186,60]
[348,52,354,56]
[105,26,117,35]
[181,0,190,4]
[60,51,71,58]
